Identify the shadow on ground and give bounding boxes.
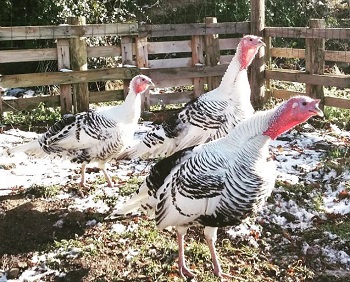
[0,199,85,255]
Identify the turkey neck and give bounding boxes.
[101,90,142,124]
[218,109,275,148]
[121,91,142,124]
[217,54,243,94]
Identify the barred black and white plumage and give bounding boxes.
[7,75,154,187]
[115,96,324,279]
[117,35,265,160]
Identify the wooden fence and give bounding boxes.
[0,3,350,116]
[0,18,253,115]
[265,19,350,110]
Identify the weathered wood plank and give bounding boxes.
[305,19,325,102]
[271,48,350,63]
[136,37,148,68]
[265,69,350,88]
[1,90,124,112]
[0,90,193,113]
[265,27,350,39]
[148,40,191,54]
[324,96,350,109]
[87,46,122,58]
[219,38,240,50]
[150,78,193,88]
[270,89,305,100]
[325,50,350,64]
[220,55,234,64]
[0,64,227,89]
[271,48,305,59]
[271,89,350,110]
[56,38,72,113]
[264,36,272,99]
[205,17,221,90]
[0,22,247,41]
[141,64,228,81]
[138,22,250,37]
[0,67,140,88]
[0,23,138,41]
[89,90,124,103]
[0,46,122,63]
[250,0,266,108]
[68,16,89,113]
[1,95,60,112]
[0,48,57,63]
[84,23,138,37]
[192,35,205,97]
[148,58,192,68]
[136,36,150,110]
[12,65,349,95]
[121,36,135,99]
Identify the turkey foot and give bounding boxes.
[178,263,196,279]
[214,270,233,280]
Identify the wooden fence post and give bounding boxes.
[264,36,272,99]
[56,38,72,114]
[205,17,221,91]
[68,16,89,113]
[121,36,134,99]
[305,19,325,108]
[192,35,205,97]
[136,36,150,111]
[250,0,266,109]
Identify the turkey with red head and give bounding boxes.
[115,96,323,279]
[117,35,265,160]
[7,75,154,187]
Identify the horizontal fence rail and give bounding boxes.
[265,27,350,39]
[0,23,138,40]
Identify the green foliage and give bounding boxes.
[53,237,97,256]
[324,106,350,131]
[24,184,61,199]
[321,144,350,179]
[275,181,324,211]
[3,103,61,131]
[319,220,350,241]
[118,176,145,197]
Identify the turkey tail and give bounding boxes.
[7,140,46,158]
[111,182,151,216]
[117,127,177,160]
[117,141,156,160]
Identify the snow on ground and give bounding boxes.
[1,122,350,280]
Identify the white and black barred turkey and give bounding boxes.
[117,35,265,160]
[7,75,154,187]
[115,96,323,279]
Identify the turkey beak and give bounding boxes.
[258,38,266,47]
[312,99,324,117]
[148,80,155,90]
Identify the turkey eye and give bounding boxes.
[302,102,307,106]
[249,38,253,41]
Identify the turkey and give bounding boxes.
[115,96,323,278]
[117,35,265,160]
[7,75,154,187]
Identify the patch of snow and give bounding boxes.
[123,248,139,261]
[322,245,350,267]
[71,195,110,214]
[111,223,126,234]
